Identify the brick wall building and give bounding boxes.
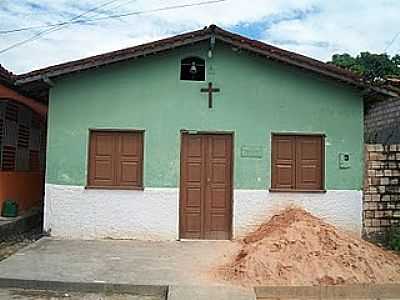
[364,97,400,144]
[363,144,400,244]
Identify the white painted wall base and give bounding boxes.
[233,190,362,238]
[44,184,362,240]
[44,184,179,240]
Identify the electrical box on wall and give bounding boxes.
[339,152,351,169]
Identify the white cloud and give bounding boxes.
[264,0,400,61]
[0,0,398,73]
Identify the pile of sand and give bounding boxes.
[216,208,400,286]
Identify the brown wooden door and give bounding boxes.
[180,133,232,240]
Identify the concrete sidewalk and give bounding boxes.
[0,238,255,299]
[1,238,399,299]
[168,285,256,300]
[0,288,163,300]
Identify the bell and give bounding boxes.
[189,62,197,74]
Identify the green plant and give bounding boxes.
[388,226,400,251]
[329,52,400,82]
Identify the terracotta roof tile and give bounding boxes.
[0,64,15,83]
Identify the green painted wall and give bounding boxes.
[46,41,364,190]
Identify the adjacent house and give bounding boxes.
[364,78,400,144]
[16,25,395,240]
[0,65,47,216]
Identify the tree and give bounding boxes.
[392,54,400,69]
[329,52,400,82]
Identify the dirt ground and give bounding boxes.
[0,228,43,261]
[215,207,400,287]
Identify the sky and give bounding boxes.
[0,0,399,74]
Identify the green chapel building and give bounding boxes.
[17,25,388,240]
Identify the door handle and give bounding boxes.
[207,177,211,182]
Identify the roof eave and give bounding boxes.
[16,33,363,90]
[15,25,396,99]
[215,35,364,86]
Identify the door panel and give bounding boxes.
[295,136,322,190]
[180,134,232,240]
[89,132,115,187]
[272,135,296,189]
[204,135,232,240]
[116,132,143,187]
[180,135,206,239]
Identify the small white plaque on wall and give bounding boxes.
[240,145,264,158]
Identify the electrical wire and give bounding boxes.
[384,31,400,53]
[0,0,228,55]
[0,0,227,34]
[0,0,127,54]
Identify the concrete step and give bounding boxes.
[0,208,42,242]
[167,285,256,300]
[255,284,400,299]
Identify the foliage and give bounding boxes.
[329,52,400,82]
[388,225,400,252]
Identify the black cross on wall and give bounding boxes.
[201,82,220,108]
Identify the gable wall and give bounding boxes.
[46,41,363,190]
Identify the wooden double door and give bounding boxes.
[180,133,233,240]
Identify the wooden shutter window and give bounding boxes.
[29,150,40,172]
[2,145,16,171]
[88,131,144,189]
[5,102,18,122]
[295,136,323,190]
[89,132,116,187]
[271,135,324,192]
[0,119,3,169]
[0,118,3,147]
[31,113,42,129]
[18,124,30,148]
[271,135,296,190]
[115,132,143,188]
